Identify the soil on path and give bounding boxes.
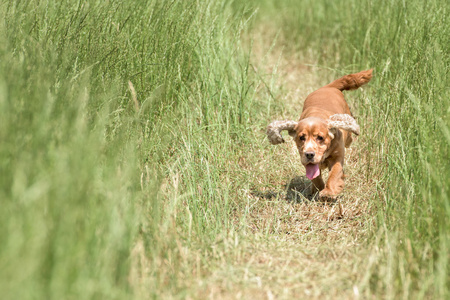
[201,28,376,299]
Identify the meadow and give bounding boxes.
[0,0,448,299]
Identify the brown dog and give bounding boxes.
[267,69,373,199]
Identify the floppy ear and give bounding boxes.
[327,114,360,136]
[266,120,298,145]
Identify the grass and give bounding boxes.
[0,0,448,299]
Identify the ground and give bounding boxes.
[184,27,378,299]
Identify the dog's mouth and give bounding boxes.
[305,163,320,180]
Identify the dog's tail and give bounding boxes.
[325,69,373,91]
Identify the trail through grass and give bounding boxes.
[170,28,379,299]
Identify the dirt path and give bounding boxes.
[130,25,378,300]
[200,28,376,299]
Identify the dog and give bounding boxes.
[266,69,373,200]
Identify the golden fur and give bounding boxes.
[267,69,373,199]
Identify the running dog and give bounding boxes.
[266,69,373,200]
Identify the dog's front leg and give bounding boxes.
[320,159,344,200]
[310,174,325,195]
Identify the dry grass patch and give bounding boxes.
[203,25,379,298]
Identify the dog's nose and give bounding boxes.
[305,151,315,160]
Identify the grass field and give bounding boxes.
[0,0,448,299]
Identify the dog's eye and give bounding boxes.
[317,136,324,141]
[299,135,306,141]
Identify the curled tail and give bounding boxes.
[326,69,373,91]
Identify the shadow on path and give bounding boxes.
[251,176,318,203]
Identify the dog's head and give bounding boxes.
[266,114,360,179]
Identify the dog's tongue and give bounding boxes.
[305,164,320,180]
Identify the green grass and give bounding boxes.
[0,1,253,298]
[0,0,448,299]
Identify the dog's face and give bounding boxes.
[266,114,359,181]
[293,117,334,166]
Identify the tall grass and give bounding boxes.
[0,0,256,298]
[244,0,449,297]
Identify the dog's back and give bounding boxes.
[301,69,373,120]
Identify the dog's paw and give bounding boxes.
[319,189,338,202]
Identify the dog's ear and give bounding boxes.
[266,120,298,144]
[328,128,337,140]
[327,114,360,136]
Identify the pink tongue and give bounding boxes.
[305,164,320,180]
